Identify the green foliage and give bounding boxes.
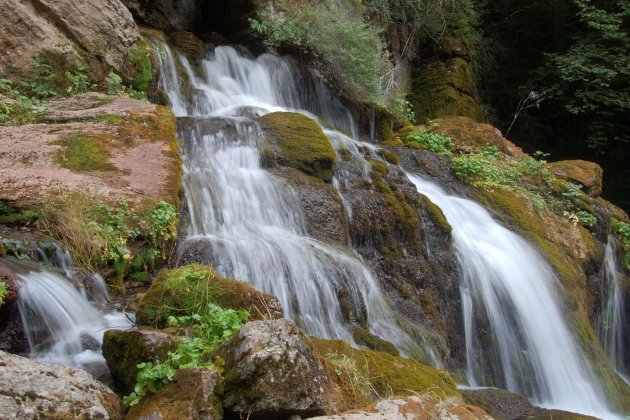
[405,128,453,155]
[40,193,177,281]
[617,221,630,270]
[0,79,48,125]
[0,201,39,225]
[106,70,147,101]
[451,153,502,185]
[123,304,248,406]
[64,61,90,95]
[249,1,391,103]
[22,57,60,98]
[0,281,7,306]
[576,210,597,228]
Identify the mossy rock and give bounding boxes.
[351,326,399,356]
[311,337,459,409]
[102,328,179,395]
[260,112,336,182]
[136,264,283,327]
[550,160,603,197]
[409,58,484,123]
[420,194,452,233]
[0,201,39,226]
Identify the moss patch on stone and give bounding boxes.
[311,337,459,408]
[0,201,39,225]
[420,194,452,233]
[55,133,114,172]
[351,326,399,356]
[136,264,281,327]
[126,38,154,92]
[261,112,336,182]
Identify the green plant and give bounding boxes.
[618,222,630,247]
[123,304,248,406]
[576,210,597,228]
[0,281,7,306]
[406,129,453,155]
[22,57,59,98]
[65,61,90,95]
[107,71,124,95]
[451,154,502,185]
[250,2,391,103]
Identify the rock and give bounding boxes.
[136,264,283,327]
[0,350,122,419]
[102,328,180,395]
[214,318,342,418]
[310,396,493,419]
[460,387,600,420]
[409,57,485,123]
[550,160,603,197]
[0,93,181,209]
[0,0,138,83]
[260,112,337,183]
[127,368,222,420]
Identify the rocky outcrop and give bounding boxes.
[0,92,180,208]
[136,264,283,327]
[0,350,122,419]
[0,0,138,83]
[126,368,222,420]
[102,328,180,395]
[550,160,603,197]
[310,396,493,420]
[213,318,342,418]
[408,39,485,124]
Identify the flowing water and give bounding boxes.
[1,256,129,378]
[153,42,421,356]
[598,237,630,385]
[406,173,621,418]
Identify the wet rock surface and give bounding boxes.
[0,350,122,419]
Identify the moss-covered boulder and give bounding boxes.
[102,328,180,395]
[136,264,283,327]
[550,160,603,197]
[409,58,485,123]
[127,368,223,420]
[260,112,336,182]
[311,338,459,410]
[214,319,342,418]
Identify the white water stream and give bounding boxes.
[406,173,622,419]
[154,43,420,356]
[598,237,630,386]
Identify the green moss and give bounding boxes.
[352,326,399,356]
[55,133,113,172]
[0,201,39,225]
[260,112,336,182]
[93,114,126,125]
[409,58,484,123]
[378,149,400,165]
[127,39,154,92]
[420,194,452,233]
[374,106,395,142]
[136,264,277,327]
[311,338,459,404]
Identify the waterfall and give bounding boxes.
[598,237,630,385]
[406,173,621,419]
[153,42,421,357]
[1,257,129,377]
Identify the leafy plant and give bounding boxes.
[406,129,453,155]
[576,210,597,228]
[123,304,248,406]
[0,281,7,306]
[65,61,90,95]
[106,71,124,95]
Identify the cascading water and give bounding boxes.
[1,256,129,378]
[598,237,630,385]
[153,42,420,356]
[406,173,621,418]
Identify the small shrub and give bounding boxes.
[124,304,248,406]
[576,210,597,228]
[65,61,90,95]
[406,129,453,155]
[451,154,501,185]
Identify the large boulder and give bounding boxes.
[0,0,138,83]
[102,328,180,395]
[310,396,493,420]
[260,112,337,183]
[136,264,283,327]
[0,92,181,209]
[126,368,222,420]
[0,350,122,419]
[213,318,342,418]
